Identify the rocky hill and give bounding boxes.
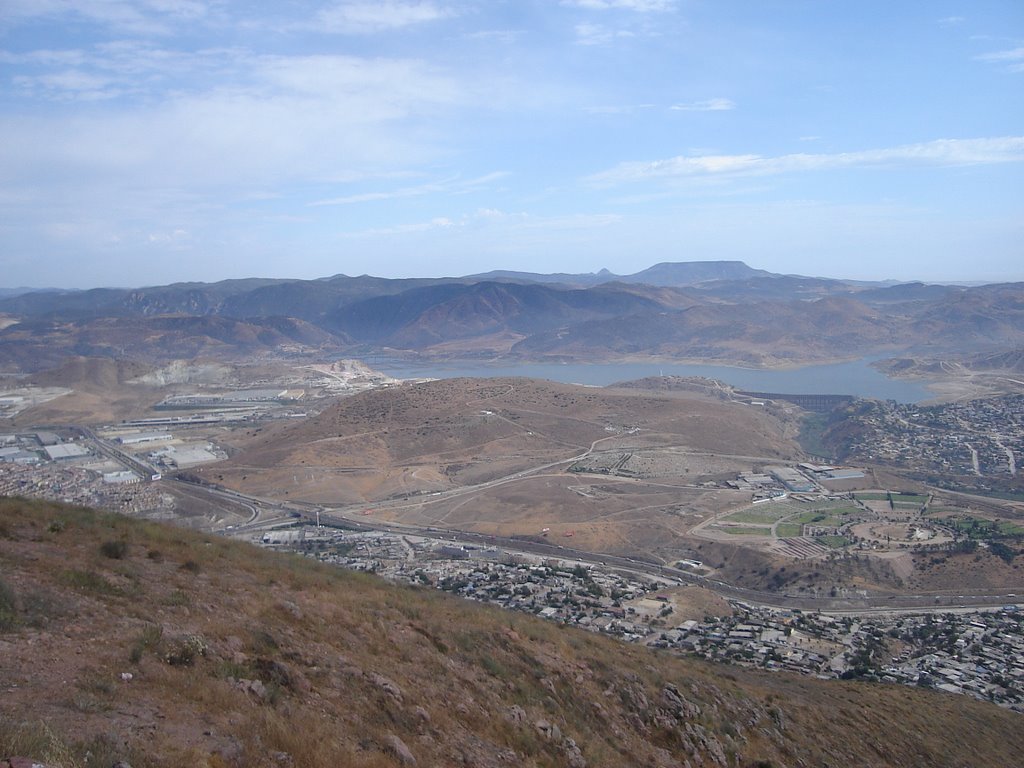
[1,497,1021,768]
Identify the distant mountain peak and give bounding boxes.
[621,260,771,286]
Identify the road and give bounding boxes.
[39,424,162,480]
[46,420,1022,616]
[168,475,1023,616]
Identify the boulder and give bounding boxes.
[384,734,417,766]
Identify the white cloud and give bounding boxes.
[977,47,1024,61]
[310,172,509,206]
[0,0,214,35]
[341,216,457,237]
[147,227,190,245]
[670,98,735,112]
[315,2,452,34]
[976,46,1024,73]
[937,15,965,26]
[588,137,1024,185]
[574,22,634,45]
[0,53,462,192]
[562,0,675,11]
[12,69,122,101]
[341,208,622,239]
[0,49,88,67]
[2,42,248,102]
[465,29,524,44]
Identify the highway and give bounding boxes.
[52,420,1021,615]
[168,474,1022,616]
[59,424,162,481]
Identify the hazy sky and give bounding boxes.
[1,1,1022,288]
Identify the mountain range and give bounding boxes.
[1,261,1021,371]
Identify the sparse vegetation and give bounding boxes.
[0,577,17,631]
[59,568,121,596]
[1,497,1022,768]
[99,539,128,559]
[129,624,163,664]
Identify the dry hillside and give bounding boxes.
[1,498,1022,768]
[211,377,798,503]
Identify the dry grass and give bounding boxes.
[208,377,799,505]
[1,496,1021,768]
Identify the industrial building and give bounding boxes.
[116,432,173,445]
[766,466,817,493]
[102,470,140,484]
[43,443,90,461]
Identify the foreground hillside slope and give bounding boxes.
[1,498,1021,768]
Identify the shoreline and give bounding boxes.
[370,355,937,403]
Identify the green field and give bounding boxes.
[723,507,795,524]
[940,516,1024,539]
[716,526,774,536]
[788,510,846,527]
[720,501,856,539]
[827,506,861,517]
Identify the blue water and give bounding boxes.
[372,358,934,403]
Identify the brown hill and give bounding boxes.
[6,357,163,425]
[329,281,697,350]
[2,498,1021,768]
[3,271,1023,372]
[510,297,900,365]
[968,348,1024,373]
[910,285,1024,349]
[211,377,797,503]
[28,356,153,391]
[0,316,349,372]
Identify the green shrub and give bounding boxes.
[0,578,18,631]
[165,589,191,607]
[166,635,208,666]
[129,624,163,664]
[100,540,128,560]
[59,569,121,596]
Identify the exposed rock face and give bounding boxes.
[370,672,404,703]
[660,683,701,721]
[384,733,417,766]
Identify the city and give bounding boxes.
[830,394,1024,495]
[268,523,1024,713]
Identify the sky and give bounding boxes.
[1,0,1022,289]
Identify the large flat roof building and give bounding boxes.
[44,443,89,461]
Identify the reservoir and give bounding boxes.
[374,358,934,403]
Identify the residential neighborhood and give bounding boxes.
[267,524,1024,712]
[834,395,1024,494]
